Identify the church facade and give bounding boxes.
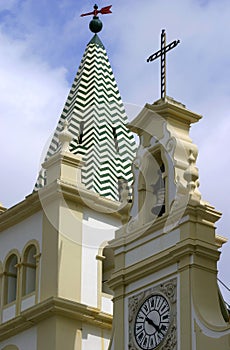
[0,8,230,350]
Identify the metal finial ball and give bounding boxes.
[89,17,103,33]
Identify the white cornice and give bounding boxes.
[0,191,41,232]
[0,180,121,232]
[0,297,112,341]
[39,179,121,217]
[128,98,202,135]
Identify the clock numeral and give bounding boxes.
[156,331,163,342]
[158,296,167,312]
[149,335,156,348]
[149,296,155,310]
[155,296,161,310]
[141,334,149,349]
[135,323,144,334]
[137,330,145,343]
[162,314,169,321]
[160,324,167,333]
[149,299,153,310]
[159,301,168,314]
[137,310,146,322]
[143,301,149,314]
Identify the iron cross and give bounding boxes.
[147,30,180,100]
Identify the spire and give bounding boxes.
[35,12,136,201]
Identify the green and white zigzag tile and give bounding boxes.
[35,34,136,201]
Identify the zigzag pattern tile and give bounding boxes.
[35,35,136,201]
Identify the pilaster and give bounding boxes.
[39,123,84,303]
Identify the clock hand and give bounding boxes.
[146,316,161,333]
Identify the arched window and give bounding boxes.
[102,246,114,295]
[22,245,36,296]
[4,254,18,304]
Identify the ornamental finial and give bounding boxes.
[59,120,73,152]
[80,4,112,34]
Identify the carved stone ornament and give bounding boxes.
[118,178,132,224]
[128,278,177,350]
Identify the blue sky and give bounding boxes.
[1,0,230,300]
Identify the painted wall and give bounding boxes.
[0,211,42,262]
[82,324,111,350]
[0,326,37,350]
[81,207,120,311]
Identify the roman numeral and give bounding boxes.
[149,335,156,348]
[143,301,149,313]
[137,330,145,343]
[159,300,168,313]
[142,335,149,348]
[135,323,144,334]
[137,310,146,321]
[162,314,169,321]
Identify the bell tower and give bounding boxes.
[108,97,230,350]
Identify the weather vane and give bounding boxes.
[147,30,180,100]
[81,4,112,33]
[80,4,112,17]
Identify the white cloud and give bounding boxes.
[0,32,69,207]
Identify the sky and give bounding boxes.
[0,0,230,301]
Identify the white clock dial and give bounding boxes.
[134,294,170,350]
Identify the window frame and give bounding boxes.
[3,251,19,306]
[22,244,37,297]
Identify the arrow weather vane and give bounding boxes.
[81,4,112,34]
[81,4,112,17]
[147,30,180,100]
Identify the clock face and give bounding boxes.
[134,294,170,350]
